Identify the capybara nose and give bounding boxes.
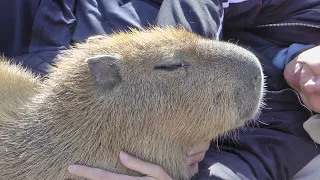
[234,52,264,121]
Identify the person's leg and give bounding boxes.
[293,154,320,180]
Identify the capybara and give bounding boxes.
[0,27,264,180]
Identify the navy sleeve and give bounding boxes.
[196,90,320,180]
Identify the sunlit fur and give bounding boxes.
[0,27,264,180]
[0,58,40,118]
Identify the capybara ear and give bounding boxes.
[86,54,122,90]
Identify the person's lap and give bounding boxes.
[293,154,320,180]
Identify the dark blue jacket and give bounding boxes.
[1,0,320,179]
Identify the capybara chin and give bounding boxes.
[0,27,264,180]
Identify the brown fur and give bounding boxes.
[0,27,264,180]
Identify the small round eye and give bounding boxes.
[154,62,190,71]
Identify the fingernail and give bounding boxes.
[187,150,194,156]
[68,165,77,173]
[120,151,129,160]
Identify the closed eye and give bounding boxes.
[154,62,190,71]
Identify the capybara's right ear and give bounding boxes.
[86,54,122,90]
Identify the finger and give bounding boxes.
[119,151,172,179]
[187,141,210,156]
[187,152,206,165]
[190,163,199,176]
[68,165,143,180]
[68,165,113,180]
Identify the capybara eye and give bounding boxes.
[154,62,190,71]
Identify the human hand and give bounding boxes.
[187,141,211,175]
[284,45,320,112]
[68,141,210,180]
[68,151,173,180]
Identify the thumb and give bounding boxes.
[119,151,172,179]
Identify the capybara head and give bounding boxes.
[0,27,264,180]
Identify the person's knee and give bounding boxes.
[293,154,320,180]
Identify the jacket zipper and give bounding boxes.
[255,22,320,29]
